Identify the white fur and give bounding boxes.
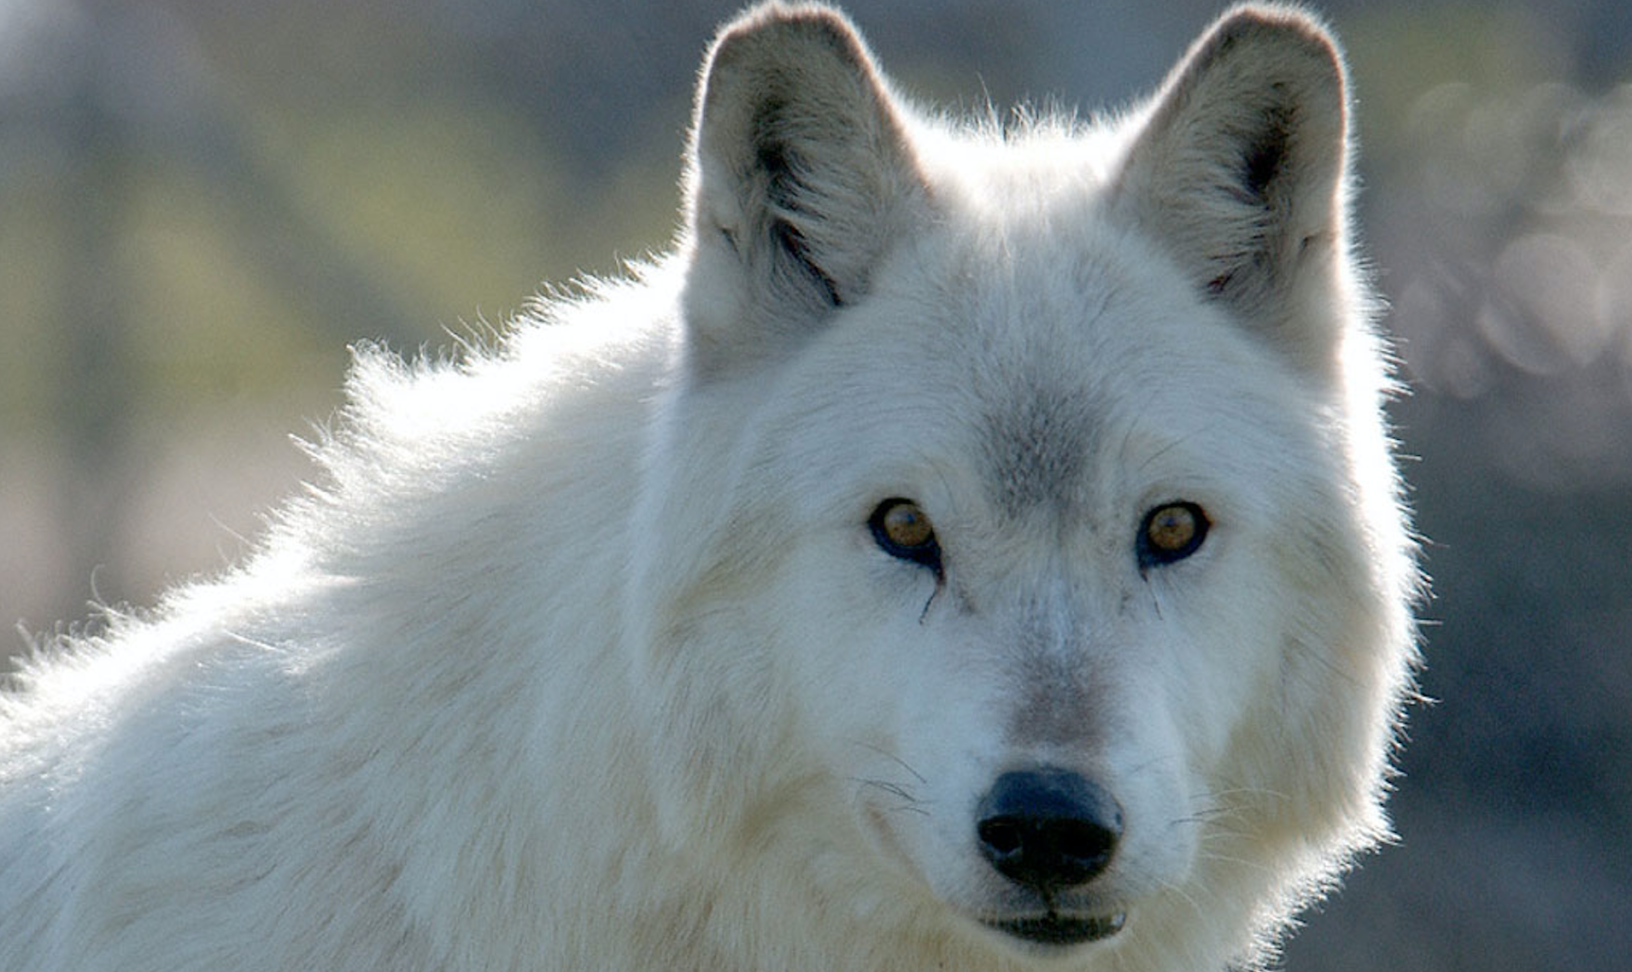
[0,4,1418,970]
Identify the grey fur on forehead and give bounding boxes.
[945,237,1119,521]
[976,373,1106,518]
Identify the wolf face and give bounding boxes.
[631,3,1417,965]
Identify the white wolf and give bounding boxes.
[0,3,1418,970]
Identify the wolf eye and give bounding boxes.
[869,498,942,572]
[1138,501,1209,569]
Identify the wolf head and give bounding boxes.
[627,3,1417,968]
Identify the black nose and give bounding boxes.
[975,768,1123,892]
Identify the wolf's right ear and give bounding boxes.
[682,2,928,372]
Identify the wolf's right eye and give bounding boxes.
[869,499,942,573]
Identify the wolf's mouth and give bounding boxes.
[984,910,1126,947]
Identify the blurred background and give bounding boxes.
[1,0,1627,967]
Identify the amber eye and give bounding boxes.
[869,499,942,573]
[1137,501,1209,569]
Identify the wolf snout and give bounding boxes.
[975,769,1123,892]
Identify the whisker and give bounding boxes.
[850,777,917,803]
[849,740,928,784]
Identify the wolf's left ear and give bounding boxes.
[682,3,928,371]
[1116,6,1353,362]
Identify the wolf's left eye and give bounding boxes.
[869,499,942,573]
[1137,501,1209,569]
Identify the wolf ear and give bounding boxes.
[1117,5,1353,363]
[682,2,928,370]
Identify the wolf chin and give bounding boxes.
[0,3,1418,970]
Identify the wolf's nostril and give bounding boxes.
[975,768,1122,892]
[976,818,1023,856]
[1050,817,1119,879]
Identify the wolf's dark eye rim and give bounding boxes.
[868,498,943,572]
[1138,501,1209,568]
